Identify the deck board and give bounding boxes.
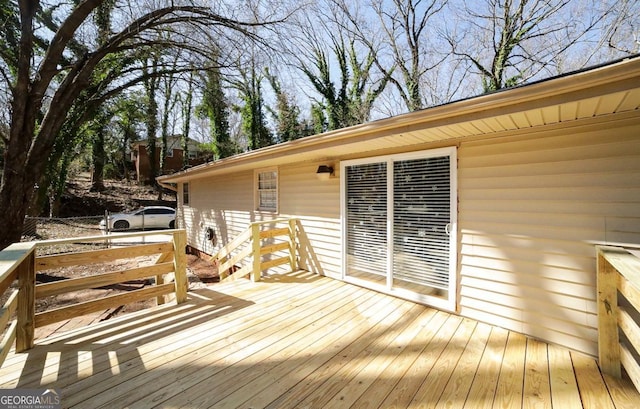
[523,339,552,408]
[493,331,527,408]
[435,322,492,408]
[572,352,617,409]
[464,326,509,409]
[194,287,386,409]
[548,344,582,408]
[409,318,478,408]
[0,271,638,409]
[264,300,424,409]
[349,311,450,409]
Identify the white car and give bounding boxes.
[99,206,176,231]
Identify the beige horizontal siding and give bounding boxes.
[279,163,342,278]
[458,120,640,355]
[182,162,343,277]
[185,172,254,254]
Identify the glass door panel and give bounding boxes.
[344,162,387,286]
[392,156,451,299]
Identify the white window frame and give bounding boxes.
[340,147,458,312]
[255,168,278,212]
[182,182,190,206]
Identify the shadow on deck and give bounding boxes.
[1,270,639,408]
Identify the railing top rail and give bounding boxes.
[0,242,37,284]
[249,218,297,228]
[597,245,640,287]
[29,229,186,248]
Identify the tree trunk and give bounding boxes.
[91,129,105,191]
[122,133,129,181]
[182,71,194,167]
[27,173,49,217]
[0,188,28,249]
[0,150,38,249]
[49,194,61,218]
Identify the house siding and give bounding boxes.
[457,120,640,355]
[181,163,343,277]
[279,163,342,277]
[189,172,254,253]
[181,117,640,356]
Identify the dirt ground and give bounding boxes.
[35,254,219,313]
[29,253,220,340]
[12,174,220,339]
[58,173,176,217]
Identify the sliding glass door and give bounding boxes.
[342,148,457,311]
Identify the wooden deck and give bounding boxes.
[1,270,639,408]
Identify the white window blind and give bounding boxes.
[345,162,387,278]
[393,157,451,290]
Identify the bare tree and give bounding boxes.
[332,0,449,112]
[197,49,235,159]
[445,0,618,92]
[0,1,275,249]
[265,67,304,142]
[143,53,161,187]
[181,70,195,168]
[286,3,391,130]
[229,59,273,150]
[159,55,181,175]
[89,0,115,192]
[586,0,639,60]
[114,92,145,181]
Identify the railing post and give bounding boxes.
[597,247,622,378]
[172,230,188,304]
[155,251,174,305]
[251,223,261,282]
[289,219,297,272]
[16,250,35,352]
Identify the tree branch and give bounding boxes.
[32,0,102,100]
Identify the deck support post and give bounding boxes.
[289,219,297,272]
[155,251,174,305]
[16,250,35,352]
[173,230,188,304]
[597,247,622,378]
[251,223,261,282]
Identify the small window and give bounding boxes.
[188,151,198,160]
[183,183,190,206]
[166,149,174,158]
[256,169,277,212]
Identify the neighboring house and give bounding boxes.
[158,56,640,357]
[132,135,208,182]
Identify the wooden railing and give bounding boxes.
[0,241,36,363]
[0,229,187,364]
[213,219,297,282]
[597,245,640,391]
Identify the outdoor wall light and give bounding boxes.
[316,165,334,181]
